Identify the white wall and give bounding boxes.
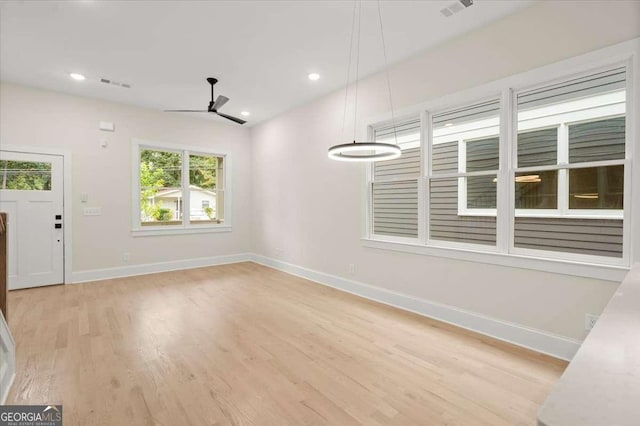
[0,83,252,274]
[250,1,640,341]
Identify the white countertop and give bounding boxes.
[538,264,640,426]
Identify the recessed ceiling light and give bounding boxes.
[308,73,320,81]
[69,73,86,81]
[240,111,250,117]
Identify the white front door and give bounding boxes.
[0,151,64,289]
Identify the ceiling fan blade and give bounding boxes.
[164,109,211,113]
[216,112,246,125]
[212,95,229,111]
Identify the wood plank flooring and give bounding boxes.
[6,262,566,425]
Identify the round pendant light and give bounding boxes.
[328,141,401,162]
[328,0,401,163]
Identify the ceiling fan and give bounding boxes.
[165,77,246,125]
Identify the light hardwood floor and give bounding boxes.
[7,262,566,425]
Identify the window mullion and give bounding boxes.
[458,139,467,214]
[419,110,429,245]
[558,123,569,214]
[365,125,373,240]
[133,143,141,229]
[496,88,513,254]
[624,58,635,266]
[515,159,624,173]
[182,150,190,227]
[425,111,432,244]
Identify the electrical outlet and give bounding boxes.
[585,314,599,331]
[122,252,130,263]
[347,264,355,275]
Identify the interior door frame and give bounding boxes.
[0,144,72,285]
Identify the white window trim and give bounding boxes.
[360,38,639,281]
[131,139,232,237]
[508,64,633,269]
[457,96,625,218]
[458,209,624,220]
[368,117,423,242]
[361,237,629,282]
[456,136,499,216]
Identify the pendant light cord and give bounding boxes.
[341,1,358,142]
[328,0,402,162]
[353,0,362,142]
[377,0,398,146]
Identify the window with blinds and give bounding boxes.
[365,62,631,268]
[514,67,626,258]
[371,120,421,238]
[429,100,500,246]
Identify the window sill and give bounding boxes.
[361,238,629,282]
[132,225,232,237]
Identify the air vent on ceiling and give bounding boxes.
[441,0,473,18]
[100,78,131,89]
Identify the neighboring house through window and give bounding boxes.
[132,140,229,235]
[431,99,500,246]
[513,68,625,258]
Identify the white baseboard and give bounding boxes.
[251,254,582,361]
[70,253,252,283]
[67,251,581,360]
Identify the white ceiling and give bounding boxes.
[0,0,532,126]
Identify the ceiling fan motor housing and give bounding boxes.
[208,77,218,111]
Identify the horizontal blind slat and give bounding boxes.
[518,68,626,110]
